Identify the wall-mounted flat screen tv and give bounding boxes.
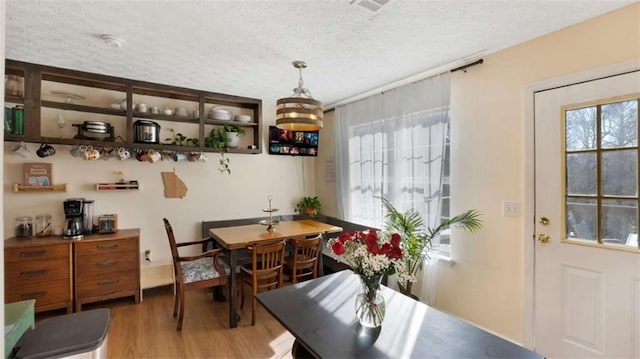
[268,126,319,157]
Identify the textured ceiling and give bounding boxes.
[5,0,636,108]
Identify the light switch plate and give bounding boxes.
[502,200,520,217]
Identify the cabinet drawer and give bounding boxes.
[5,244,70,263]
[76,251,137,276]
[6,257,70,286]
[76,271,138,298]
[75,238,137,256]
[6,278,71,307]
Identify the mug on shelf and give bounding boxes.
[36,143,55,158]
[100,148,114,160]
[117,147,130,161]
[11,141,31,158]
[147,150,161,163]
[70,145,87,158]
[84,146,100,160]
[173,153,187,162]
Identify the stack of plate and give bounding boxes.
[81,121,112,140]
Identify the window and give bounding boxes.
[564,95,640,250]
[334,72,451,251]
[346,112,449,230]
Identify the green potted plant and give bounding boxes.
[205,128,231,174]
[295,196,322,217]
[381,197,482,298]
[223,124,245,148]
[165,128,199,146]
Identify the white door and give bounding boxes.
[534,70,640,358]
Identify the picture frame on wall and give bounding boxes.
[23,163,53,186]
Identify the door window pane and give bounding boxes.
[601,199,637,246]
[564,96,640,250]
[602,150,637,196]
[601,100,638,149]
[566,106,596,151]
[566,197,597,241]
[566,153,597,195]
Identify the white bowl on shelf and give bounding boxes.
[209,107,233,121]
[234,115,251,123]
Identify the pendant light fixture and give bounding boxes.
[276,61,323,131]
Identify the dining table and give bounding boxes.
[209,219,343,328]
[257,270,545,358]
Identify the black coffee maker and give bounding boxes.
[63,198,84,239]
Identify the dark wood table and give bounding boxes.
[257,270,544,358]
[209,219,342,328]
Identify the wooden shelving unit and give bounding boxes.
[13,183,68,193]
[3,59,263,155]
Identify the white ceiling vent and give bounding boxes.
[353,0,390,12]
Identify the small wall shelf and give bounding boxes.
[96,181,139,191]
[13,183,68,193]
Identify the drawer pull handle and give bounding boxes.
[97,243,118,250]
[21,291,47,299]
[20,250,47,257]
[98,279,119,286]
[20,269,47,277]
[96,261,118,268]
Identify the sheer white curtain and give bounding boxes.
[334,72,450,304]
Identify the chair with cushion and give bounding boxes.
[284,234,322,284]
[240,239,286,326]
[163,218,230,331]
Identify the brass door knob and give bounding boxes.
[537,233,550,243]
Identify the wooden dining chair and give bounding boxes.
[284,234,322,284]
[163,218,230,331]
[240,239,286,326]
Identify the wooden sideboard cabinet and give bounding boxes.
[74,229,141,311]
[4,228,141,313]
[4,238,73,313]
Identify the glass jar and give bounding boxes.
[12,105,24,135]
[34,214,52,237]
[15,216,33,238]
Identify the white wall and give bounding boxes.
[315,110,337,216]
[3,104,317,264]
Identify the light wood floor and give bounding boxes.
[46,286,295,359]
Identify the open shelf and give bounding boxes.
[96,181,140,191]
[13,183,68,193]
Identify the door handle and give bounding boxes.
[537,233,550,243]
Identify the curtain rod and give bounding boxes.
[325,55,486,110]
[450,59,484,73]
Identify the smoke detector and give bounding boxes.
[101,34,124,48]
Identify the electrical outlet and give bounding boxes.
[502,200,520,217]
[144,249,151,262]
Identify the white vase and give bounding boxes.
[225,132,241,148]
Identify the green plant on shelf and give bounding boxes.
[165,128,199,147]
[205,128,232,175]
[223,124,246,135]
